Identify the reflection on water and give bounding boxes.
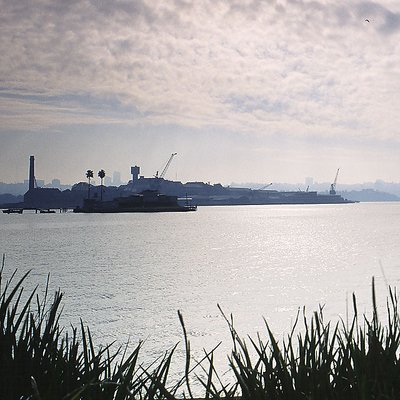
[1,202,400,373]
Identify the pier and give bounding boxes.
[2,208,71,214]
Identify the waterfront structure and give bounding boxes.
[29,155,35,191]
[74,190,197,213]
[4,156,356,211]
[131,166,140,182]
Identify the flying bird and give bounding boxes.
[365,19,370,23]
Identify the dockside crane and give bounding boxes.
[256,183,273,190]
[330,168,340,195]
[155,153,177,179]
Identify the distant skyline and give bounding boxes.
[1,166,399,189]
[1,0,400,185]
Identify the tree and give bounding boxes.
[98,169,105,201]
[86,170,94,199]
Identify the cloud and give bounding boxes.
[1,0,400,143]
[356,1,400,34]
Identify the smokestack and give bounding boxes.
[29,155,35,191]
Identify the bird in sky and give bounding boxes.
[365,19,370,23]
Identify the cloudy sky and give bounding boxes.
[1,0,400,186]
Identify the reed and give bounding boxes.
[1,257,400,400]
[200,281,400,400]
[0,261,186,400]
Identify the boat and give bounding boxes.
[249,189,356,205]
[2,208,23,214]
[189,189,356,206]
[73,190,197,213]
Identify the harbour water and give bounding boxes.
[1,202,400,374]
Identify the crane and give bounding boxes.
[256,183,273,191]
[330,168,340,195]
[155,153,177,179]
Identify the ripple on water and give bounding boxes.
[1,203,400,372]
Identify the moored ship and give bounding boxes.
[73,190,197,213]
[190,189,355,206]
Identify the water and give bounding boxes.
[1,202,400,374]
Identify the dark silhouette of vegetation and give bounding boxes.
[86,170,94,199]
[98,169,105,201]
[1,254,400,399]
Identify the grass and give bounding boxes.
[1,254,400,399]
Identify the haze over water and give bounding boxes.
[1,202,400,372]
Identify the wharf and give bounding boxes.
[2,208,71,214]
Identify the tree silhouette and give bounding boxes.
[86,170,94,199]
[98,169,105,201]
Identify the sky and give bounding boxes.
[1,0,400,186]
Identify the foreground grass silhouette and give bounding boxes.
[1,258,400,399]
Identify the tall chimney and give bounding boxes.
[29,155,35,191]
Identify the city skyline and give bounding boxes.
[1,157,399,189]
[1,1,400,185]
